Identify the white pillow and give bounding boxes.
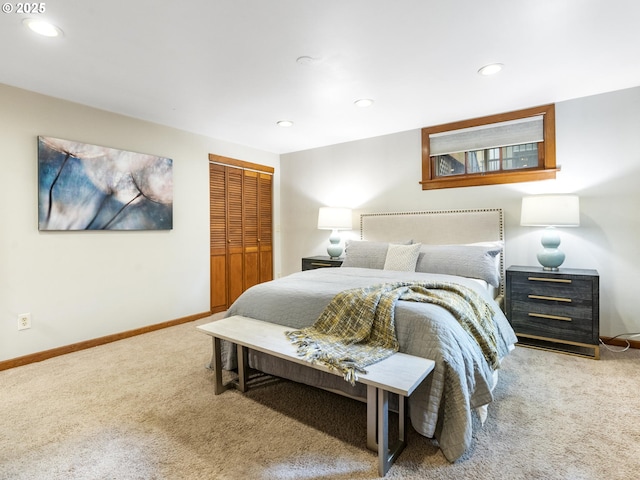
[383,243,422,271]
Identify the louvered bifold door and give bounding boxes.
[209,158,274,313]
[243,170,260,291]
[209,163,228,313]
[258,173,273,283]
[226,166,245,305]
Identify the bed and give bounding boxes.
[221,209,518,462]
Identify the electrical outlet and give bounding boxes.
[18,313,31,330]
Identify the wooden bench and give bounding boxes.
[197,315,435,476]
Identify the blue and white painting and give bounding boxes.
[38,136,173,230]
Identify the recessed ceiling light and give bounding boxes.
[478,63,503,76]
[277,120,293,127]
[23,18,63,37]
[354,98,374,108]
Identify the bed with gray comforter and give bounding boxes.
[221,266,517,462]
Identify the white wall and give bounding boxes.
[3,83,637,362]
[0,84,280,362]
[280,86,640,338]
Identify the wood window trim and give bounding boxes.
[420,104,558,190]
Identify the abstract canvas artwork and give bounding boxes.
[38,137,173,231]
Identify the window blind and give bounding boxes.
[429,115,544,156]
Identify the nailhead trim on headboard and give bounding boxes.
[359,209,505,297]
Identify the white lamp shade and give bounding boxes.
[317,207,352,230]
[520,195,580,227]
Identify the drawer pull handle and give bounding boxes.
[310,262,333,267]
[528,312,572,322]
[528,294,572,303]
[527,276,572,284]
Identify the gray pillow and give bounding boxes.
[341,240,411,269]
[415,244,502,287]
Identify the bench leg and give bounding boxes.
[209,337,251,395]
[398,394,407,445]
[366,385,377,450]
[210,336,231,395]
[366,385,408,476]
[236,344,249,393]
[378,388,391,476]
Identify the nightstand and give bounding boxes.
[301,256,343,271]
[505,266,600,359]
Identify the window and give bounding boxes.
[421,104,557,190]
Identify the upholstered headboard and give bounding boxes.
[360,209,505,296]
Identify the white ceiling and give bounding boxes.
[1,0,639,154]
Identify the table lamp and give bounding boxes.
[317,207,352,258]
[520,195,580,271]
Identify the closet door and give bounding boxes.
[241,170,273,291]
[258,172,273,283]
[226,166,245,305]
[209,163,228,313]
[242,170,260,293]
[209,156,274,313]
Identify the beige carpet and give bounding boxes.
[1,315,639,480]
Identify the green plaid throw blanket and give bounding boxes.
[286,281,499,385]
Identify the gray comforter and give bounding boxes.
[222,267,517,462]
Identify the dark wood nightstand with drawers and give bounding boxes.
[301,256,343,271]
[505,265,600,359]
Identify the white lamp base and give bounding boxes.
[326,229,343,258]
[537,226,565,271]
